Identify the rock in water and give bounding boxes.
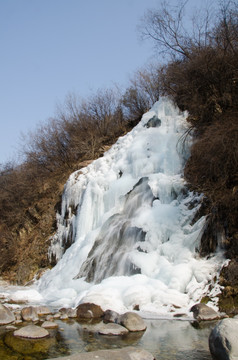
[119,312,147,331]
[36,305,51,316]
[0,304,15,325]
[41,321,58,329]
[76,303,104,319]
[209,318,238,360]
[190,303,220,321]
[14,324,49,339]
[98,323,129,335]
[83,322,129,336]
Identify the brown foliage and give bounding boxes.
[121,65,161,122]
[185,114,238,193]
[185,114,238,248]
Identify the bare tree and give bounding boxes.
[140,0,215,60]
[121,63,162,121]
[82,88,120,137]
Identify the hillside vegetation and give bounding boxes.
[0,0,237,293]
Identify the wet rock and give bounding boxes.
[190,303,220,321]
[47,346,155,360]
[76,303,104,319]
[14,324,49,338]
[209,318,238,360]
[103,309,120,323]
[21,306,39,321]
[119,312,147,332]
[41,320,59,329]
[0,304,15,325]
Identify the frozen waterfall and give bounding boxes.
[33,98,225,317]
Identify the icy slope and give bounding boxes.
[29,98,225,316]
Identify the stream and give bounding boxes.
[0,318,214,359]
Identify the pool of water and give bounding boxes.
[0,318,215,359]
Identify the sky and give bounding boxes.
[0,0,216,165]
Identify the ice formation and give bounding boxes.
[13,98,226,317]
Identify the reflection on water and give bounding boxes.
[0,319,214,359]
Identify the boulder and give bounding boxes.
[36,305,51,316]
[47,346,155,360]
[14,324,49,339]
[41,321,59,329]
[0,304,15,325]
[209,318,238,360]
[103,309,120,323]
[21,306,39,321]
[119,312,147,332]
[76,303,104,319]
[190,303,220,321]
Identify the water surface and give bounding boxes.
[0,318,214,359]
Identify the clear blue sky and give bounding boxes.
[0,0,216,164]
